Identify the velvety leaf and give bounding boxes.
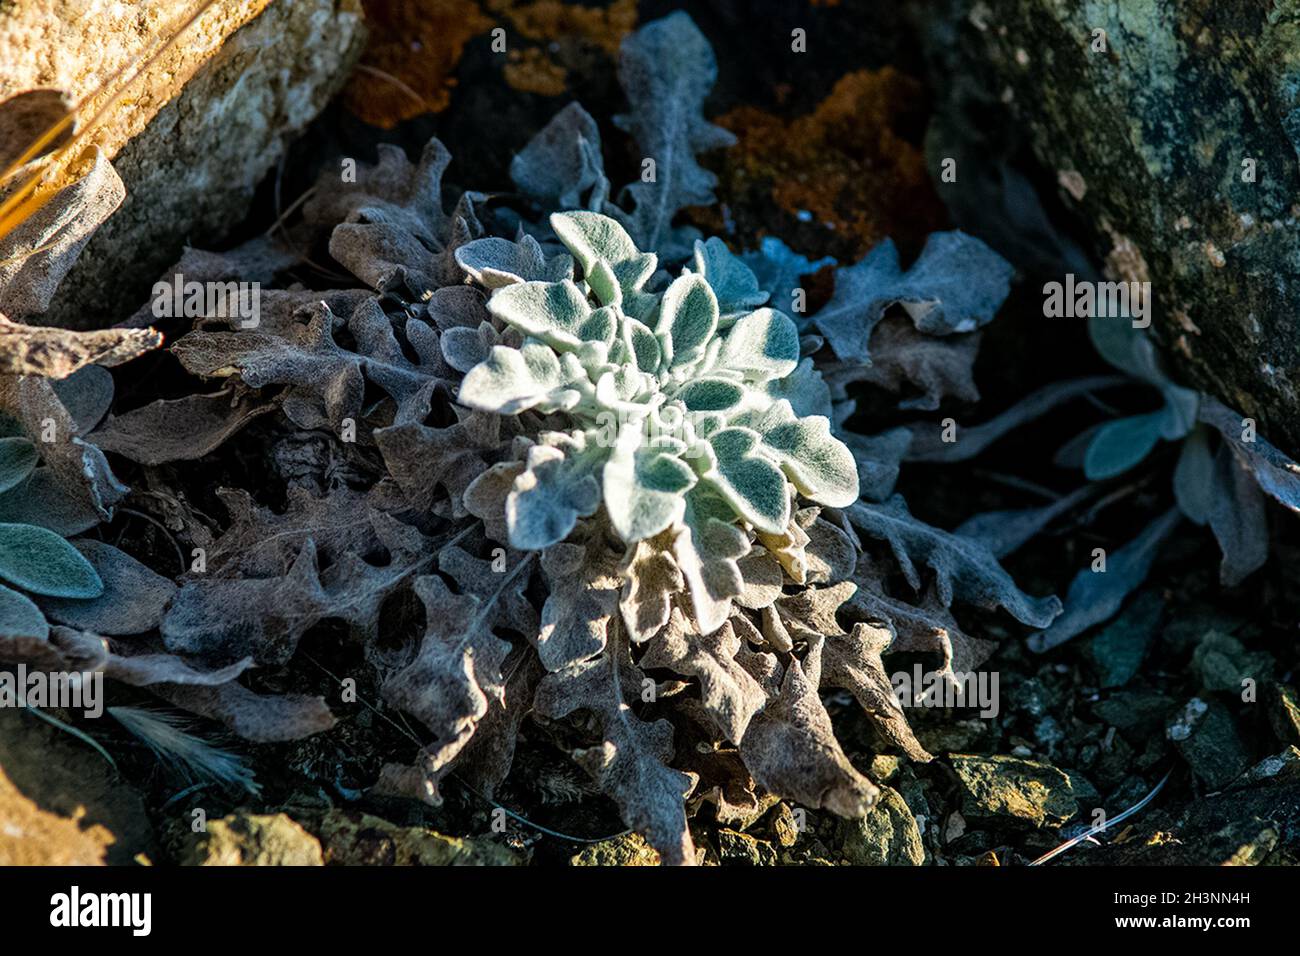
[458,342,577,414]
[376,405,501,516]
[0,147,126,320]
[765,357,833,420]
[702,426,790,534]
[657,272,718,367]
[0,582,47,641]
[1173,425,1215,525]
[1200,395,1300,512]
[0,374,127,520]
[824,315,980,411]
[821,621,933,763]
[91,393,275,465]
[155,680,335,743]
[693,237,768,319]
[52,365,114,432]
[842,427,910,502]
[454,235,573,288]
[1084,410,1164,479]
[905,376,1126,463]
[673,487,750,634]
[1207,443,1269,587]
[738,643,879,817]
[162,540,331,666]
[538,540,620,671]
[604,429,695,542]
[746,402,858,508]
[640,610,768,744]
[507,436,604,550]
[511,102,609,210]
[954,486,1091,559]
[718,308,799,381]
[381,574,513,786]
[848,496,1061,627]
[611,12,736,258]
[486,279,599,352]
[0,468,101,535]
[0,521,101,598]
[0,436,36,494]
[40,540,175,635]
[534,629,696,865]
[843,566,996,679]
[1027,508,1180,652]
[618,533,683,642]
[814,232,1012,365]
[550,211,657,313]
[740,236,833,321]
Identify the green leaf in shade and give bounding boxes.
[0,523,103,598]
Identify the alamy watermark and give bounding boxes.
[151,272,260,328]
[0,664,103,718]
[891,665,999,719]
[1043,273,1150,328]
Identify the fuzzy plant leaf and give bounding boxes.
[813,232,1013,365]
[453,234,573,289]
[692,238,770,322]
[844,566,996,680]
[0,436,37,494]
[0,313,162,379]
[823,315,981,412]
[1206,442,1269,587]
[510,102,609,212]
[0,581,47,641]
[776,581,931,762]
[1027,508,1181,653]
[847,496,1061,628]
[39,539,176,635]
[737,640,879,818]
[741,237,834,321]
[456,210,857,629]
[0,522,102,598]
[610,12,737,259]
[0,147,125,320]
[1200,395,1300,512]
[382,573,514,786]
[534,628,697,865]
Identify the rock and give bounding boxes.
[1270,684,1300,746]
[769,802,801,848]
[570,832,661,866]
[1092,690,1176,742]
[1191,631,1273,693]
[949,754,1078,828]
[1083,781,1300,865]
[715,829,778,866]
[318,810,521,866]
[0,0,365,328]
[1086,591,1162,689]
[839,785,924,864]
[178,811,323,866]
[914,717,987,754]
[1166,697,1251,790]
[0,707,152,865]
[1232,747,1300,789]
[924,0,1300,456]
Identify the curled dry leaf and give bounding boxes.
[738,641,880,818]
[0,313,161,378]
[534,627,697,866]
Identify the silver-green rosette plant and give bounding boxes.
[458,211,858,632]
